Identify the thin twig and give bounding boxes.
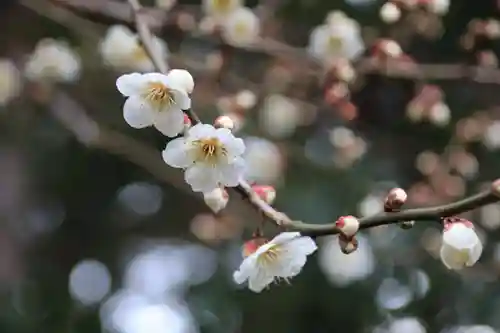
[125,0,500,236]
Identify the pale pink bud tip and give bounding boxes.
[183,114,192,127]
[335,215,360,237]
[252,185,276,204]
[338,234,358,254]
[443,216,474,231]
[491,179,500,197]
[242,238,267,257]
[384,187,407,211]
[214,115,235,130]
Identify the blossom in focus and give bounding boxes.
[221,7,260,47]
[116,71,191,137]
[440,219,482,270]
[25,38,81,83]
[99,25,168,72]
[162,124,246,192]
[308,11,364,63]
[166,69,194,94]
[243,137,283,184]
[202,0,242,20]
[318,235,375,286]
[233,232,317,292]
[0,59,21,106]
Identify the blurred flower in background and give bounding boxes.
[0,59,21,106]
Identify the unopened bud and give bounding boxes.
[242,238,267,257]
[384,187,408,211]
[380,2,401,23]
[252,185,276,204]
[183,114,192,128]
[203,187,229,213]
[167,69,194,94]
[338,234,358,254]
[214,115,235,130]
[399,220,415,229]
[442,216,474,230]
[335,215,360,237]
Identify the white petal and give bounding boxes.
[166,69,194,94]
[279,254,307,278]
[187,124,217,140]
[233,255,258,284]
[162,138,193,168]
[123,95,155,128]
[171,89,191,110]
[443,224,479,249]
[271,232,301,245]
[142,72,168,83]
[116,73,145,96]
[287,236,318,256]
[216,128,245,157]
[466,241,483,266]
[153,108,185,137]
[440,244,467,270]
[185,164,219,192]
[247,268,275,293]
[219,158,245,187]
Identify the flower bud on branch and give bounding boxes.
[338,233,358,254]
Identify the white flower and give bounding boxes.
[25,38,81,83]
[156,0,176,11]
[440,221,482,270]
[243,137,283,184]
[166,69,194,94]
[427,0,449,15]
[233,232,317,292]
[0,59,21,106]
[428,102,451,127]
[319,235,375,286]
[162,124,246,192]
[116,71,191,137]
[380,2,401,23]
[202,0,242,20]
[99,25,168,72]
[308,12,364,63]
[221,7,260,47]
[260,94,300,139]
[388,317,426,333]
[203,187,228,213]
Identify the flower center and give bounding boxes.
[455,249,471,265]
[234,22,249,38]
[192,137,227,165]
[327,35,343,53]
[257,244,282,266]
[143,82,175,110]
[213,0,232,12]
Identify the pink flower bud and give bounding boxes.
[214,115,235,130]
[384,187,408,211]
[183,114,192,127]
[335,215,360,237]
[442,216,474,231]
[242,238,267,257]
[338,234,358,254]
[203,187,229,213]
[252,185,276,204]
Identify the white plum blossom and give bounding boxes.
[427,0,450,15]
[202,0,242,20]
[440,220,483,270]
[0,59,22,106]
[260,94,301,139]
[233,232,317,292]
[116,71,191,137]
[387,317,426,333]
[380,2,401,23]
[162,124,246,192]
[25,38,81,83]
[221,7,260,47]
[166,69,194,94]
[99,25,168,72]
[308,11,364,63]
[156,0,177,11]
[203,187,229,213]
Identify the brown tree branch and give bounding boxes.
[125,0,500,237]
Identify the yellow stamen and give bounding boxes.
[192,137,227,165]
[327,35,343,53]
[142,82,175,110]
[213,0,231,11]
[257,244,282,266]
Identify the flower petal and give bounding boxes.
[162,138,193,168]
[185,164,219,192]
[466,241,483,266]
[123,95,154,128]
[233,255,257,284]
[440,244,467,270]
[153,107,185,137]
[116,73,145,96]
[187,123,216,140]
[219,157,245,187]
[247,268,275,293]
[171,89,191,110]
[216,128,245,157]
[287,236,317,256]
[443,224,479,249]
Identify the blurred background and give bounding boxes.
[1,0,500,332]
